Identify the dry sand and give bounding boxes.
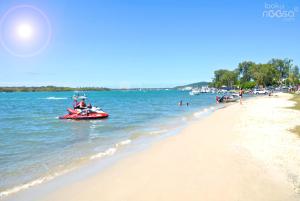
[18,93,300,201]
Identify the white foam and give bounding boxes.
[103,147,117,155]
[90,139,132,160]
[149,129,168,135]
[45,97,67,100]
[116,139,131,147]
[194,107,211,118]
[0,168,73,199]
[90,147,117,160]
[193,111,204,118]
[90,152,106,160]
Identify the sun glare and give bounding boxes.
[0,5,52,57]
[16,23,34,40]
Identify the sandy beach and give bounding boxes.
[7,93,300,201]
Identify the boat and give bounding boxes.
[59,92,109,120]
[216,94,239,103]
[189,86,216,95]
[189,88,201,95]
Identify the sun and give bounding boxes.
[16,23,34,40]
[0,5,52,57]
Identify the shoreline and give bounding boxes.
[2,97,221,200]
[4,93,300,201]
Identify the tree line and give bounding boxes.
[211,58,299,89]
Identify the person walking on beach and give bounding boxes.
[239,88,243,104]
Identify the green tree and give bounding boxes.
[268,58,292,83]
[237,61,256,83]
[211,58,298,89]
[287,65,300,85]
[240,81,256,89]
[250,63,279,87]
[212,69,238,88]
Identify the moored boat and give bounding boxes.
[216,94,239,103]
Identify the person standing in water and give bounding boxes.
[178,100,183,106]
[239,88,243,104]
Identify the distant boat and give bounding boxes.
[189,86,212,95]
[200,86,210,93]
[179,86,193,91]
[189,89,201,95]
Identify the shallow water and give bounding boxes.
[0,90,218,197]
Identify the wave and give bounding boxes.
[116,139,131,147]
[193,106,215,118]
[0,167,74,199]
[90,129,173,160]
[44,97,67,100]
[90,139,132,160]
[149,129,168,135]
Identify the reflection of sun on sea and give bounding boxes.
[15,22,34,41]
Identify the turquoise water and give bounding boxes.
[0,90,217,197]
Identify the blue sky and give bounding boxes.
[0,0,299,88]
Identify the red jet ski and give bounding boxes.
[59,107,109,120]
[59,92,109,120]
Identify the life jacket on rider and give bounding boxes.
[79,100,86,108]
[74,99,86,109]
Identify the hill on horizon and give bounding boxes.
[174,81,211,89]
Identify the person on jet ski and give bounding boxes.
[74,99,87,109]
[79,99,87,109]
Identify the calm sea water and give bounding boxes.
[0,90,218,197]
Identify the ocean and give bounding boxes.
[0,90,220,198]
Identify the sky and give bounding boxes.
[0,0,299,88]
